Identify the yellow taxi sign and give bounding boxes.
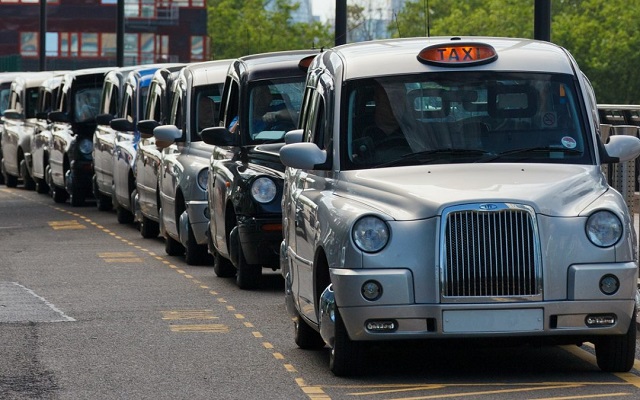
[418,42,497,66]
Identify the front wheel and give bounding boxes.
[184,222,212,266]
[212,250,235,278]
[139,215,159,239]
[20,159,35,190]
[51,184,68,203]
[594,311,637,372]
[294,311,325,350]
[116,204,135,224]
[330,307,364,376]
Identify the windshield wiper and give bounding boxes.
[374,148,491,168]
[476,146,582,163]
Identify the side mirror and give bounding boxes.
[153,124,181,149]
[137,119,160,139]
[3,109,23,120]
[284,129,303,144]
[48,111,70,123]
[280,142,327,170]
[603,134,640,163]
[201,126,239,147]
[95,113,114,126]
[110,117,135,132]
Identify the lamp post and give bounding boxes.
[39,0,46,70]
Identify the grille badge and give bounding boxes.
[478,203,498,211]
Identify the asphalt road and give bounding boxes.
[2,186,640,400]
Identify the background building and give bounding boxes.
[0,0,209,71]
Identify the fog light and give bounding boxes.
[361,280,382,301]
[585,314,616,327]
[366,320,397,332]
[599,274,619,295]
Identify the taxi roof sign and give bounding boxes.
[418,42,498,67]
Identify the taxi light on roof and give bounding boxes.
[298,55,315,70]
[418,43,498,66]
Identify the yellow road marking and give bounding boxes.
[98,251,143,263]
[48,220,86,230]
[284,364,296,372]
[252,332,263,338]
[161,310,217,320]
[536,393,630,399]
[263,342,274,349]
[169,324,228,333]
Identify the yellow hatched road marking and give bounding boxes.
[97,252,143,263]
[161,310,217,320]
[48,220,86,230]
[169,324,229,333]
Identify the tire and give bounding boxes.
[235,242,261,290]
[35,177,49,194]
[20,159,35,190]
[213,250,236,278]
[44,165,53,195]
[330,307,364,377]
[5,173,18,188]
[96,192,112,211]
[164,232,184,256]
[294,311,325,350]
[184,220,211,265]
[51,184,68,203]
[140,215,159,239]
[595,311,637,372]
[116,204,134,224]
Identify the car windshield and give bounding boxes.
[74,87,102,122]
[342,72,592,169]
[247,78,305,143]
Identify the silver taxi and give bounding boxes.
[280,36,640,376]
[153,60,231,265]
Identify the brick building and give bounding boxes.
[0,0,209,71]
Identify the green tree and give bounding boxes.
[393,0,640,103]
[207,0,333,59]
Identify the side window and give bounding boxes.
[121,85,134,121]
[9,89,21,113]
[168,89,183,130]
[25,88,39,118]
[145,82,160,122]
[303,89,326,149]
[220,78,239,130]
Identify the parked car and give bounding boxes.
[92,66,140,211]
[152,60,231,265]
[48,67,113,205]
[279,37,640,375]
[111,65,177,224]
[134,65,185,238]
[597,104,640,190]
[200,50,317,288]
[1,71,54,188]
[0,72,23,186]
[30,73,66,194]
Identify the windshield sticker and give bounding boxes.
[561,136,577,149]
[542,112,557,128]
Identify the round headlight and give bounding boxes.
[352,216,389,253]
[251,177,277,204]
[586,210,622,247]
[197,168,208,191]
[78,138,93,154]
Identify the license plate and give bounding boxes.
[443,309,543,333]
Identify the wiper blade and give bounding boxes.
[476,146,582,163]
[374,148,491,168]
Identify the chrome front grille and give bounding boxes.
[441,204,541,300]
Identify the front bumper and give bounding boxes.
[238,215,282,267]
[330,262,637,341]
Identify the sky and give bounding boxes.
[311,0,335,22]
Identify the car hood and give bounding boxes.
[336,163,608,220]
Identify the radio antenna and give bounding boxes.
[426,0,430,37]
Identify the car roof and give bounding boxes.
[324,36,576,80]
[181,59,233,87]
[234,49,320,82]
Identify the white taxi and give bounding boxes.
[280,36,640,376]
